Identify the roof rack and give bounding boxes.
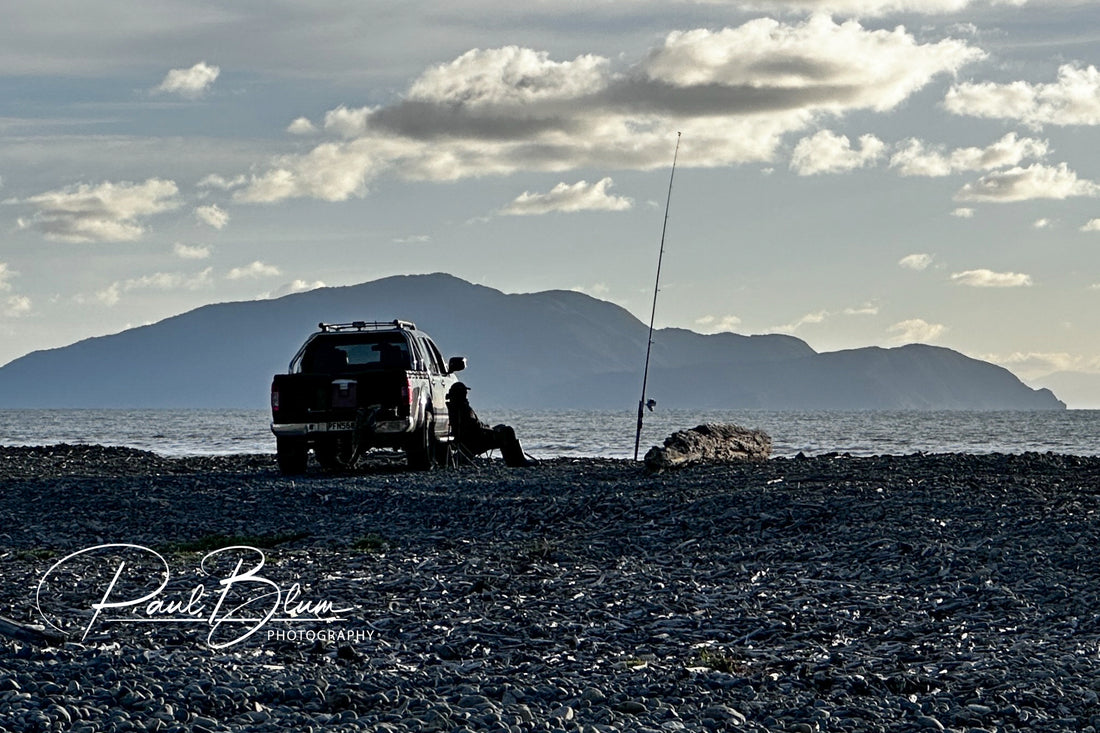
[317,320,417,333]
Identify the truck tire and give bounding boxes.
[314,439,347,471]
[276,436,309,475]
[405,413,436,471]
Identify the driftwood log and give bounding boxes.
[644,423,771,473]
[0,615,60,646]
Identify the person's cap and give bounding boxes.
[452,382,470,392]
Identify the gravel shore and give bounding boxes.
[3,444,1100,732]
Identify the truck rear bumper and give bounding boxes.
[271,419,412,437]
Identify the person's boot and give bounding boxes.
[494,425,534,467]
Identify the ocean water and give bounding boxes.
[0,408,1098,459]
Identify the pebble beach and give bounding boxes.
[3,444,1100,732]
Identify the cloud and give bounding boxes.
[323,106,374,139]
[1081,219,1100,233]
[2,295,31,318]
[723,0,1026,16]
[94,267,214,306]
[572,282,610,297]
[392,234,431,244]
[269,279,326,298]
[0,262,14,291]
[889,132,1048,177]
[287,117,318,135]
[955,163,1100,203]
[640,17,980,112]
[154,61,220,98]
[695,314,743,333]
[843,302,879,316]
[952,207,975,218]
[173,242,211,260]
[950,268,1032,287]
[771,309,828,333]
[17,179,180,242]
[899,253,934,270]
[236,17,982,203]
[945,64,1100,128]
[888,318,946,343]
[1033,218,1052,229]
[194,204,228,230]
[499,178,633,216]
[790,131,885,175]
[227,261,281,280]
[197,174,247,191]
[234,141,380,203]
[980,351,1100,379]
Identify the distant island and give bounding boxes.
[0,273,1065,410]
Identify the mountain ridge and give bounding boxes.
[0,273,1065,410]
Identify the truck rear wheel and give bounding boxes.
[405,413,436,471]
[276,436,309,475]
[314,439,348,471]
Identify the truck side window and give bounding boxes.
[424,339,447,375]
[413,336,440,374]
[407,337,427,372]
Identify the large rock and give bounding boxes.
[644,423,771,473]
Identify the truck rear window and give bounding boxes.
[299,334,411,372]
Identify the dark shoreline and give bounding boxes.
[3,445,1100,731]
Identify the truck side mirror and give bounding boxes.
[447,356,467,374]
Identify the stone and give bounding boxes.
[644,423,771,472]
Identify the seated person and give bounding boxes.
[446,382,534,467]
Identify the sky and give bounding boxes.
[2,0,1100,405]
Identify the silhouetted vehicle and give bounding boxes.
[270,320,466,474]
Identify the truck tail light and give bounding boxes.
[402,377,413,413]
[271,388,280,412]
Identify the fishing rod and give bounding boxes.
[634,131,682,461]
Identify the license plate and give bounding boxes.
[306,421,355,433]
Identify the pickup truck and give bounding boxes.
[270,320,466,474]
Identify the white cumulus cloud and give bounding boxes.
[790,131,885,175]
[194,204,228,230]
[94,268,214,306]
[287,117,318,135]
[3,295,31,318]
[843,303,879,316]
[0,262,14,291]
[227,261,281,280]
[952,207,975,218]
[197,174,247,191]
[950,269,1032,287]
[173,243,211,260]
[1080,219,1100,232]
[771,310,829,334]
[890,132,1048,177]
[695,314,743,333]
[323,106,373,139]
[888,318,947,343]
[572,283,610,297]
[499,178,632,216]
[899,253,934,270]
[269,280,326,298]
[945,64,1100,128]
[724,0,1026,16]
[235,17,982,204]
[154,61,220,98]
[981,351,1100,379]
[18,179,180,242]
[955,163,1100,203]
